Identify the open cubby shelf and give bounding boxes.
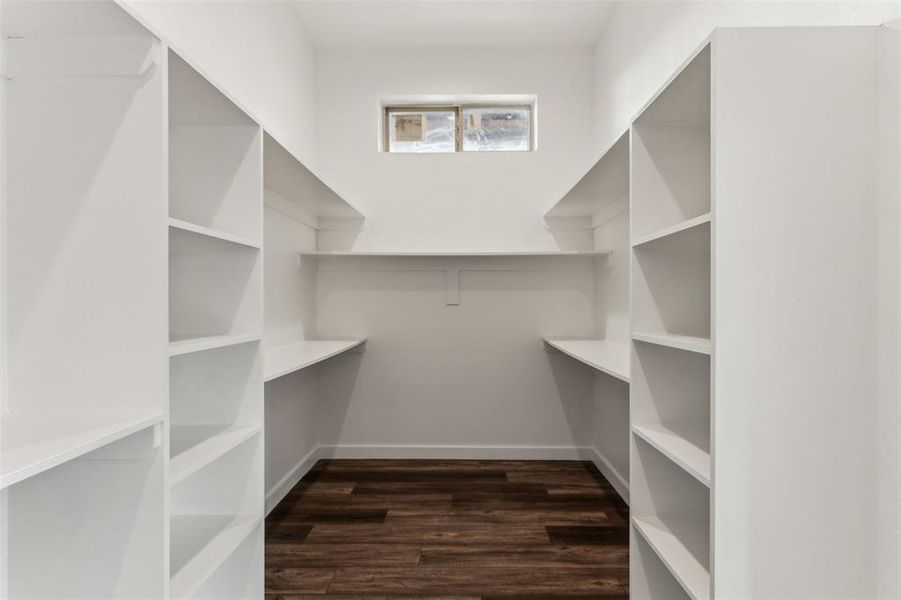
[633,213,711,248]
[632,332,711,355]
[170,426,262,486]
[633,425,710,486]
[169,333,262,357]
[170,514,263,599]
[169,217,261,250]
[633,516,710,600]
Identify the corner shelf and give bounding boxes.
[0,411,163,489]
[632,424,710,486]
[632,332,711,355]
[632,516,710,600]
[168,217,261,249]
[632,213,711,248]
[263,132,364,230]
[169,514,262,599]
[298,250,610,258]
[543,338,630,382]
[169,333,261,357]
[264,339,366,382]
[543,131,630,229]
[170,425,262,486]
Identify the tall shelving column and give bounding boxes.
[0,1,167,597]
[167,50,264,599]
[629,44,712,600]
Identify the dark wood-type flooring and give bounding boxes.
[265,459,629,599]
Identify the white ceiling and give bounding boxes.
[290,0,617,49]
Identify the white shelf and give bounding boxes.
[299,250,610,258]
[543,338,630,382]
[544,131,629,223]
[169,333,261,357]
[0,411,163,489]
[633,213,711,248]
[632,332,711,355]
[264,339,366,382]
[633,516,710,600]
[263,132,363,225]
[170,425,262,486]
[168,218,260,249]
[170,514,262,599]
[632,424,710,486]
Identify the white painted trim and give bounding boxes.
[317,444,590,461]
[265,444,630,515]
[581,446,630,504]
[265,445,321,515]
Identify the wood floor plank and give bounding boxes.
[265,567,335,593]
[267,510,388,527]
[265,459,629,597]
[387,510,619,526]
[305,522,551,545]
[267,543,421,568]
[351,481,550,495]
[327,565,628,595]
[505,470,606,486]
[419,544,629,567]
[313,469,509,483]
[545,526,630,546]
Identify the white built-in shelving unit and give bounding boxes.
[1,0,353,595]
[0,1,168,597]
[167,49,264,599]
[629,27,885,599]
[629,41,712,600]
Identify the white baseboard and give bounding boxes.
[265,443,630,514]
[581,446,630,504]
[265,445,321,515]
[317,444,589,461]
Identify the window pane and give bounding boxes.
[462,107,530,152]
[387,110,456,153]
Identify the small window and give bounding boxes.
[384,104,533,153]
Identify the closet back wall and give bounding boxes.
[302,48,604,460]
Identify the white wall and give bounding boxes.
[593,0,901,153]
[123,0,318,166]
[312,256,598,456]
[314,47,597,251]
[876,21,901,600]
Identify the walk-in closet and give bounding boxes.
[1,1,900,598]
